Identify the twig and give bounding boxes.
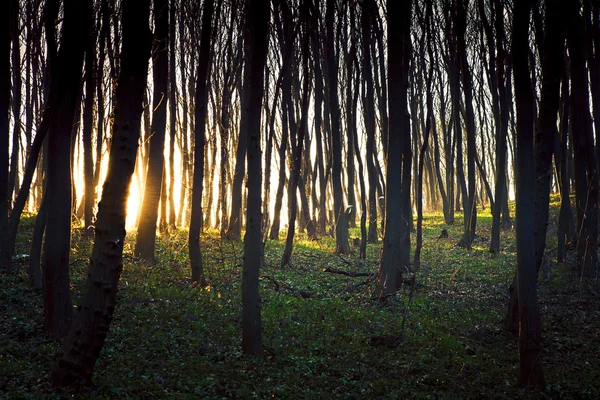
[322,267,374,278]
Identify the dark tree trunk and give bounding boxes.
[53,0,153,385]
[311,18,327,236]
[135,0,169,261]
[456,0,477,248]
[326,0,349,254]
[282,14,311,267]
[345,4,357,229]
[414,0,434,271]
[567,0,599,278]
[0,0,10,271]
[7,0,21,210]
[534,0,565,272]
[189,0,215,287]
[376,0,411,297]
[362,0,378,244]
[487,0,510,253]
[83,20,96,237]
[42,0,92,339]
[512,0,545,387]
[556,61,574,262]
[168,0,178,229]
[240,0,269,356]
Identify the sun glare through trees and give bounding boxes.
[1,0,599,397]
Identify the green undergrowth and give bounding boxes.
[1,201,599,399]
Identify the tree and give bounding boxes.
[0,0,9,272]
[325,0,350,254]
[456,0,477,248]
[241,0,270,356]
[54,0,153,385]
[135,0,170,262]
[567,0,599,278]
[512,0,545,387]
[376,0,412,297]
[281,1,311,268]
[362,0,379,244]
[189,0,215,287]
[42,0,93,338]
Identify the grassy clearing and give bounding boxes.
[1,204,599,399]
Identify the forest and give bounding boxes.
[1,0,599,397]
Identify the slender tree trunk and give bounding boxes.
[135,0,169,261]
[568,0,599,278]
[456,0,477,248]
[54,0,153,385]
[241,0,269,356]
[282,14,311,267]
[0,0,10,271]
[168,0,178,229]
[512,0,545,387]
[42,0,92,339]
[376,0,411,297]
[189,0,215,287]
[8,0,21,209]
[534,0,565,272]
[326,0,349,254]
[362,0,378,244]
[83,21,96,237]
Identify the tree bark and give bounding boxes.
[512,0,545,387]
[189,0,215,287]
[54,0,153,385]
[376,0,411,297]
[325,0,350,254]
[0,0,10,272]
[241,0,269,356]
[135,0,169,261]
[42,0,92,339]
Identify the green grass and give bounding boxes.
[1,202,599,399]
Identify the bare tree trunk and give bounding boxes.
[241,0,269,356]
[512,0,545,387]
[0,0,10,269]
[189,0,215,287]
[42,0,92,339]
[325,0,349,254]
[135,0,170,261]
[54,0,153,385]
[375,0,411,297]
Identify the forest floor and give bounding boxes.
[1,199,599,399]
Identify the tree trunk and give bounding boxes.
[282,13,311,268]
[512,0,545,387]
[135,0,169,262]
[376,0,411,297]
[241,0,269,356]
[7,0,21,210]
[83,21,96,237]
[456,0,477,248]
[325,0,349,254]
[189,0,215,287]
[362,0,378,244]
[0,0,9,271]
[53,0,153,385]
[567,0,599,279]
[42,0,92,339]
